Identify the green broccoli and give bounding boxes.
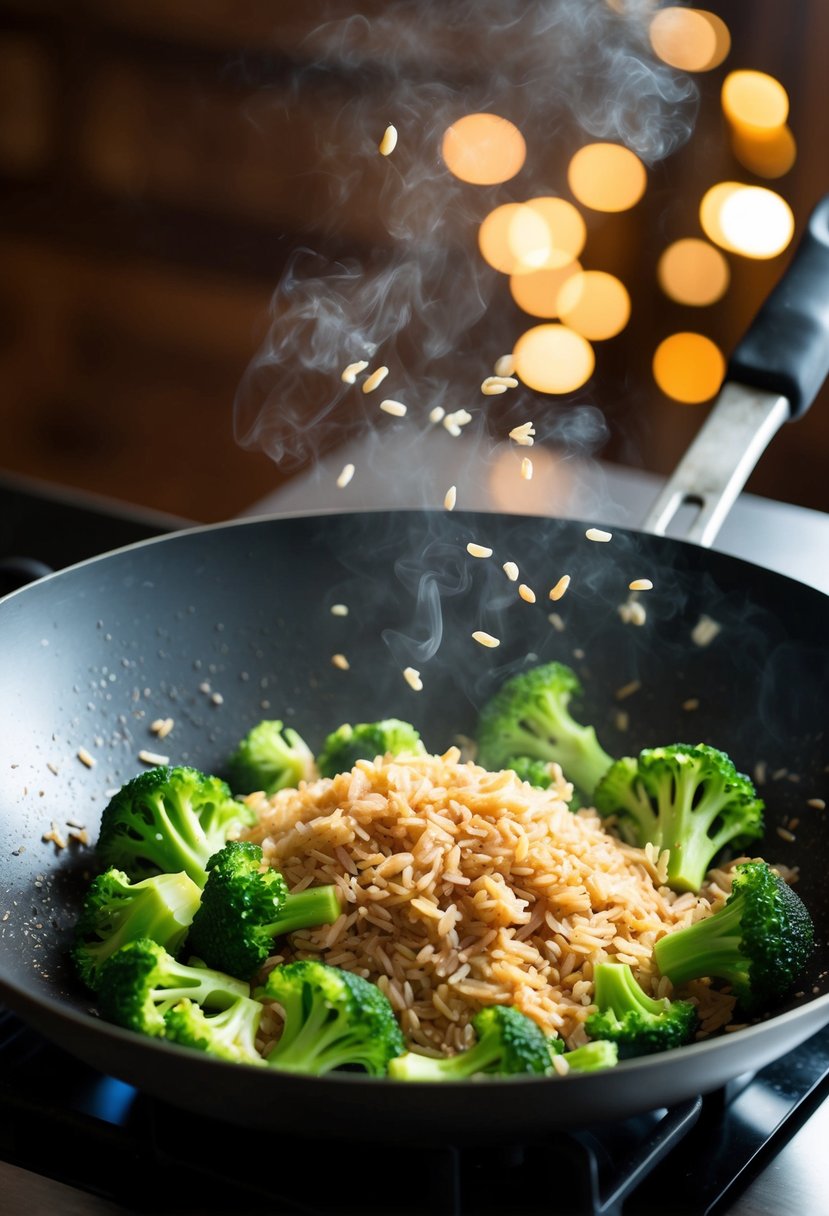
[388,1004,552,1081]
[476,663,614,800]
[654,860,815,1014]
[259,960,405,1076]
[584,962,697,1058]
[316,720,425,779]
[97,766,256,886]
[96,939,249,1036]
[187,841,341,980]
[594,744,764,892]
[163,995,265,1065]
[549,1039,620,1073]
[503,756,558,789]
[228,719,315,795]
[73,868,201,991]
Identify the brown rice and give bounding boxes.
[244,751,733,1055]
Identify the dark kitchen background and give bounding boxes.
[0,0,827,525]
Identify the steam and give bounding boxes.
[234,0,697,471]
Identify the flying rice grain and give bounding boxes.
[548,612,565,631]
[481,379,508,396]
[331,654,350,671]
[518,584,536,604]
[151,717,175,739]
[378,124,398,156]
[429,406,446,424]
[629,578,653,592]
[138,749,170,766]
[444,485,457,511]
[42,822,67,849]
[77,747,95,769]
[471,631,500,648]
[467,543,492,558]
[691,615,722,647]
[549,575,571,601]
[502,561,519,581]
[336,463,355,489]
[807,798,826,810]
[521,457,533,481]
[682,698,700,712]
[585,528,612,543]
[509,422,535,446]
[615,679,641,701]
[380,399,407,417]
[362,366,389,394]
[403,667,423,692]
[330,604,349,617]
[444,409,472,436]
[494,354,515,377]
[341,360,369,384]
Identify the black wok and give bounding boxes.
[2,203,829,1141]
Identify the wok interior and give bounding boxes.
[0,510,827,1120]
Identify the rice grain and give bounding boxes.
[378,124,398,155]
[362,366,389,394]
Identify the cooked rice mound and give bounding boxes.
[244,749,733,1054]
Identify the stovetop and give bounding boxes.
[2,467,829,1216]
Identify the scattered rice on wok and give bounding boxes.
[243,749,739,1057]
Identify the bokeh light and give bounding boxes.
[557,271,631,340]
[696,10,731,69]
[441,113,526,185]
[478,203,552,274]
[657,239,730,306]
[721,71,789,134]
[510,261,582,318]
[513,324,595,394]
[700,184,794,259]
[653,333,725,403]
[731,125,797,179]
[524,197,587,268]
[649,7,716,72]
[567,143,647,212]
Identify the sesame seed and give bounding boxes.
[629,578,653,592]
[378,124,398,156]
[585,528,612,543]
[494,355,515,377]
[138,749,170,766]
[472,631,500,648]
[429,406,446,424]
[46,762,58,776]
[807,798,826,810]
[518,584,536,604]
[77,747,95,769]
[336,463,355,489]
[549,575,571,602]
[444,485,457,511]
[467,543,493,559]
[331,653,350,671]
[341,360,369,384]
[380,398,407,417]
[502,561,519,582]
[362,366,389,394]
[521,457,533,481]
[403,667,423,691]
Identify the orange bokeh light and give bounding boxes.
[649,7,717,72]
[442,113,526,185]
[721,70,789,134]
[556,270,631,341]
[524,197,587,268]
[513,324,595,394]
[653,333,725,403]
[509,261,581,318]
[478,203,552,275]
[700,183,794,259]
[731,125,797,179]
[657,239,730,306]
[567,143,647,212]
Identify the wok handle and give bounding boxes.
[727,193,829,419]
[643,194,829,548]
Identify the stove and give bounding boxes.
[2,465,829,1216]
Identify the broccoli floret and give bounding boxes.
[228,720,315,795]
[73,868,201,991]
[388,1005,551,1081]
[476,663,614,800]
[317,720,425,779]
[259,960,405,1076]
[187,841,341,980]
[504,756,558,789]
[556,1040,619,1073]
[97,766,256,886]
[163,995,265,1065]
[584,962,697,1058]
[654,861,815,1014]
[97,939,249,1036]
[594,744,764,893]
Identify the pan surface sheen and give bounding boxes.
[0,509,827,1139]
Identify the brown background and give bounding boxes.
[0,0,827,524]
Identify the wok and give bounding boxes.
[1,201,829,1142]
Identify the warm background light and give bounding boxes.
[513,323,595,394]
[556,270,631,340]
[699,181,744,250]
[509,260,581,318]
[721,70,789,134]
[441,112,526,185]
[649,7,716,72]
[696,10,731,69]
[524,197,586,268]
[653,332,725,403]
[731,125,797,179]
[657,238,730,306]
[478,202,552,274]
[719,186,794,258]
[567,143,647,212]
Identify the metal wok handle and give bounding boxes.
[642,194,829,548]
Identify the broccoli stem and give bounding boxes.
[654,897,745,988]
[266,886,342,938]
[389,1036,502,1081]
[657,769,737,892]
[593,960,668,1018]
